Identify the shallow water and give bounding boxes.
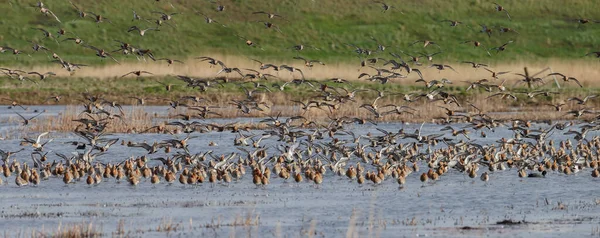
[1,165,599,237]
[1,108,600,237]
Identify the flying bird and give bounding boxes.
[493,2,511,20]
[127,26,159,36]
[121,70,154,78]
[14,111,44,126]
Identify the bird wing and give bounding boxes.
[36,131,50,144]
[297,68,305,79]
[446,65,458,73]
[121,72,134,77]
[412,69,424,79]
[28,71,43,76]
[548,72,565,78]
[250,58,263,65]
[293,56,307,63]
[232,68,244,77]
[83,44,101,51]
[14,112,28,122]
[47,9,61,23]
[569,78,583,87]
[107,54,120,64]
[127,26,140,32]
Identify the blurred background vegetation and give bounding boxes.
[1,0,600,66]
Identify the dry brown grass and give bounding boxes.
[113,220,125,237]
[231,213,261,227]
[18,56,600,86]
[593,225,600,236]
[30,221,102,238]
[155,218,181,233]
[12,106,274,136]
[200,212,260,229]
[7,91,590,135]
[26,105,154,134]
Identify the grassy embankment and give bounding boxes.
[1,0,599,64]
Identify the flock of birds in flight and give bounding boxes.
[1,1,600,188]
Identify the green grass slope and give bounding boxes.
[1,0,600,66]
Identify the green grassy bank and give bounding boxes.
[1,0,599,67]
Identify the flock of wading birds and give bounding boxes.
[1,1,600,188]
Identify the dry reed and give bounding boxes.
[24,105,154,134]
[9,91,591,135]
[155,218,181,233]
[30,221,102,238]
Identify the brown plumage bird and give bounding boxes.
[156,58,183,66]
[121,70,153,78]
[419,173,428,184]
[252,11,285,19]
[313,173,323,186]
[547,72,582,87]
[63,170,73,184]
[480,172,489,182]
[493,2,511,20]
[294,172,303,183]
